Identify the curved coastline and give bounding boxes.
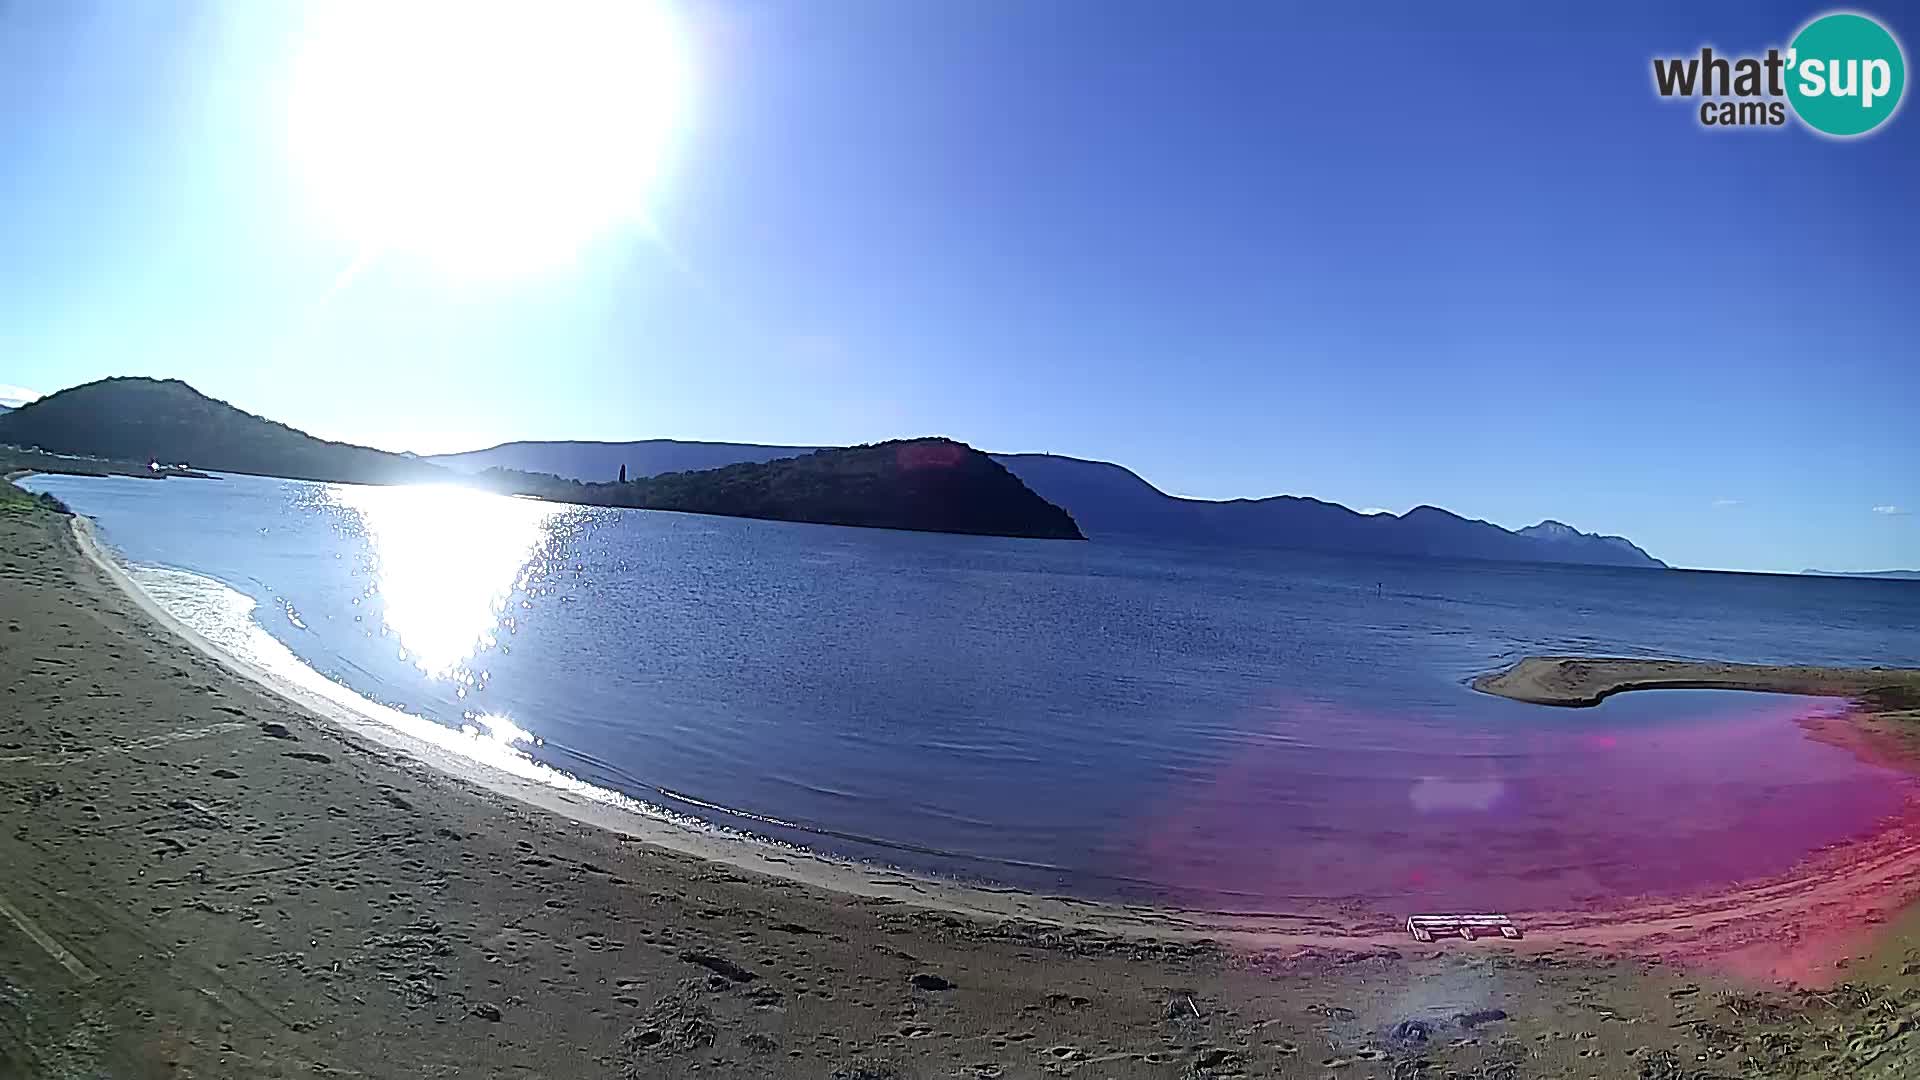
[54,507,1920,971]
[69,511,1329,942]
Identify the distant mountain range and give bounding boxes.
[1802,569,1920,580]
[433,440,1665,568]
[3,379,1669,563]
[999,453,1662,568]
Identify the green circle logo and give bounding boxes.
[1787,12,1906,136]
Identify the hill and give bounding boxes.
[429,439,818,482]
[1515,519,1663,567]
[0,377,447,486]
[432,437,1663,567]
[492,440,1084,540]
[0,380,1080,540]
[7,381,1657,559]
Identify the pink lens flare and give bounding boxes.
[1134,694,1917,919]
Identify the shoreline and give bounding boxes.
[11,497,1920,1074]
[1473,655,1920,709]
[66,514,1202,939]
[58,506,1920,965]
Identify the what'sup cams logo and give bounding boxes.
[1653,11,1906,136]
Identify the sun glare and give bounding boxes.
[288,0,692,276]
[325,484,568,680]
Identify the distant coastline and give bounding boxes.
[1,376,1713,566]
[432,439,1667,569]
[0,379,1081,542]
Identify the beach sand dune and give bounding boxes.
[5,496,1920,1076]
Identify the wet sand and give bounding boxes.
[6,494,1920,1076]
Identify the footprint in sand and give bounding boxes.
[1190,1048,1237,1070]
[742,1033,778,1056]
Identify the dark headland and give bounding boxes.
[0,377,1081,541]
[481,439,1086,540]
[432,440,1666,568]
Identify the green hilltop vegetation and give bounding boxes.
[0,377,1083,540]
[0,478,68,517]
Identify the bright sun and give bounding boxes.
[288,0,691,276]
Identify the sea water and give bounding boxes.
[24,471,1920,913]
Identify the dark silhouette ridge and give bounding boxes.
[0,379,1081,540]
[430,439,1664,567]
[0,377,448,486]
[478,439,1084,540]
[997,453,1664,568]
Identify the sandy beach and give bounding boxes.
[6,494,1920,1077]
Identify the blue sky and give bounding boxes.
[1,1,1914,573]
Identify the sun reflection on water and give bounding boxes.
[323,484,573,683]
[466,712,540,748]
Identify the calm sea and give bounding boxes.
[24,472,1920,914]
